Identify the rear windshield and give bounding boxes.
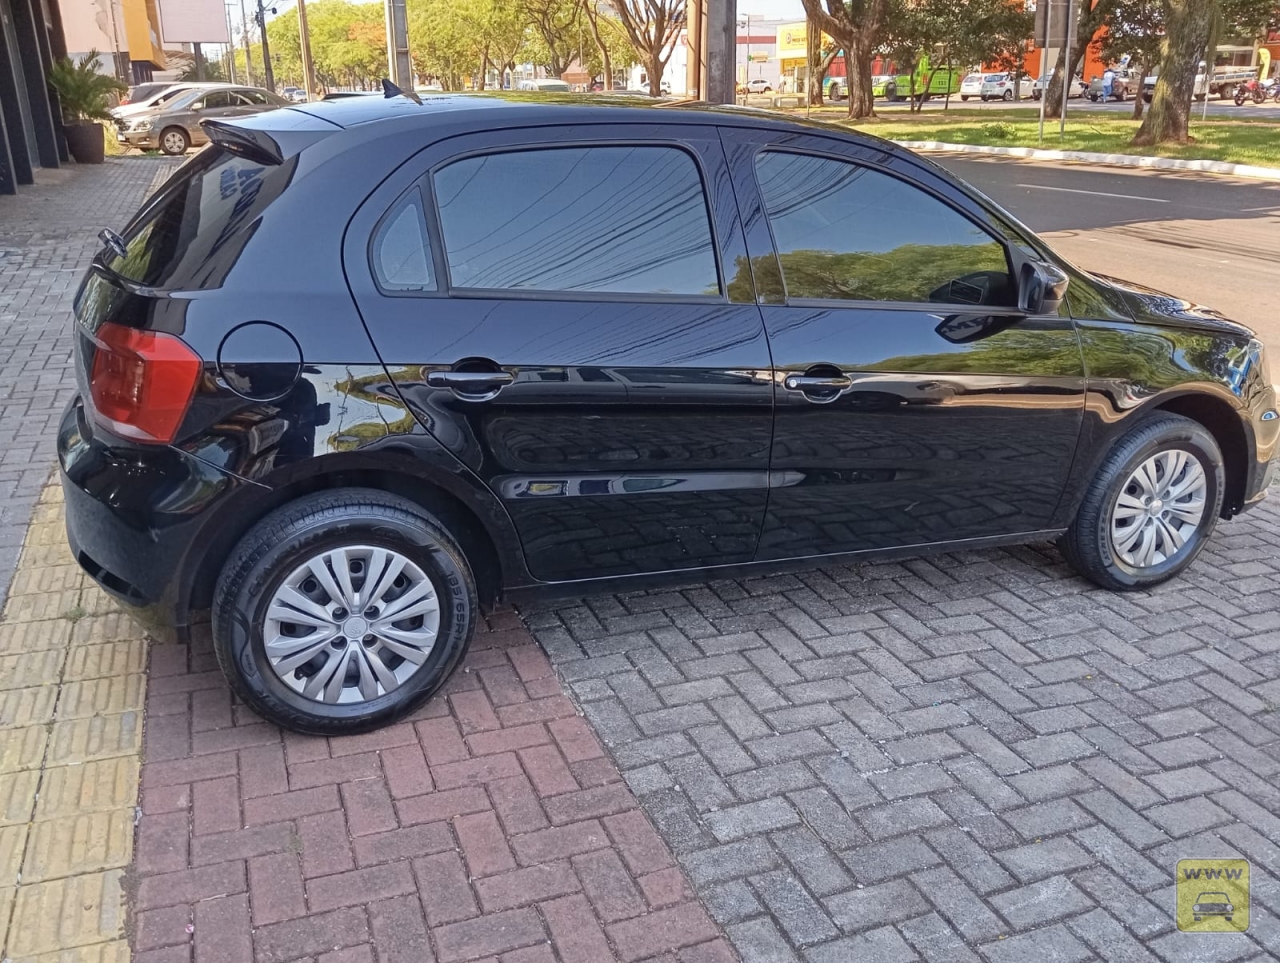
[105,147,291,288]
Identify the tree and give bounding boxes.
[1044,0,1121,119]
[524,0,581,76]
[609,0,684,96]
[582,1,634,89]
[1100,0,1164,119]
[805,24,839,106]
[800,0,891,118]
[1132,0,1217,145]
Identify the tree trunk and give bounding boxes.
[1045,0,1119,119]
[479,46,489,90]
[583,2,613,91]
[845,36,877,118]
[1130,60,1144,119]
[806,23,823,105]
[1134,0,1215,144]
[646,52,662,96]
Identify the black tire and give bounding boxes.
[159,126,190,155]
[961,95,970,101]
[212,489,477,734]
[1059,413,1223,591]
[1002,89,1014,101]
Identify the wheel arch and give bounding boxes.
[183,455,520,622]
[1152,392,1249,517]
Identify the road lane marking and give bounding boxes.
[1016,183,1169,202]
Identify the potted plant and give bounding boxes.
[47,50,125,164]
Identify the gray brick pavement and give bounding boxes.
[527,508,1280,962]
[0,157,178,606]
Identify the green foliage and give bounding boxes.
[980,121,1016,139]
[263,1,386,89]
[47,50,125,123]
[774,241,1009,303]
[845,110,1280,166]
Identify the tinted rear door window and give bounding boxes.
[432,145,720,296]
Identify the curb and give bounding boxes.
[891,140,1280,182]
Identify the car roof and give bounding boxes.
[282,92,898,150]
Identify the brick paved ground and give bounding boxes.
[527,503,1280,962]
[0,480,146,961]
[0,156,177,606]
[133,614,734,963]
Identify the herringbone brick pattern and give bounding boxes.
[527,497,1280,962]
[133,612,733,963]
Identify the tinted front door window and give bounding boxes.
[433,146,719,295]
[755,151,1015,306]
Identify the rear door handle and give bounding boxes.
[427,371,514,390]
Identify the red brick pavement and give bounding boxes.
[132,610,735,963]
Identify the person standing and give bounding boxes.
[1102,66,1115,99]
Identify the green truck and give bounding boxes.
[871,54,961,101]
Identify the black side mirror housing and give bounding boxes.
[1019,260,1070,315]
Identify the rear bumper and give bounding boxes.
[58,397,246,643]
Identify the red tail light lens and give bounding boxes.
[89,322,202,444]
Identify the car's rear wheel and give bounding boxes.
[212,489,476,734]
[1060,414,1223,591]
[160,126,190,155]
[1002,89,1014,101]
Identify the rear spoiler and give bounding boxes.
[202,120,284,165]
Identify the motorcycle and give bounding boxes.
[1234,78,1266,105]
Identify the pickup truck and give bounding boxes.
[1143,62,1260,101]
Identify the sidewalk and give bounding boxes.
[0,156,179,606]
[134,618,732,963]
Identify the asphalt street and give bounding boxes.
[934,154,1280,353]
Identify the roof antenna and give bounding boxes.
[381,78,422,104]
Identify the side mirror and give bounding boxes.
[1018,260,1069,315]
[191,101,205,111]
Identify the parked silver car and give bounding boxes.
[115,85,289,155]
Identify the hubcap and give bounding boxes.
[263,545,440,705]
[1110,449,1208,569]
[164,133,183,152]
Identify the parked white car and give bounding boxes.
[980,73,1017,101]
[744,78,773,94]
[959,73,987,101]
[110,82,232,121]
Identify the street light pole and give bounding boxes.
[256,0,275,91]
[240,0,256,86]
[704,0,736,103]
[385,0,412,90]
[297,0,316,98]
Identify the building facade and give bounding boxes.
[61,0,165,82]
[0,0,66,194]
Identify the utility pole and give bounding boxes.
[684,0,702,97]
[704,0,736,103]
[385,0,412,89]
[257,0,275,91]
[224,2,238,82]
[297,0,316,99]
[194,42,205,80]
[240,0,255,86]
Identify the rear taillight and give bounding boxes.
[88,322,201,444]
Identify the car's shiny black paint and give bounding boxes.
[58,96,1276,642]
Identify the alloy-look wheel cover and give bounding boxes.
[162,131,186,153]
[1109,449,1208,568]
[263,545,440,705]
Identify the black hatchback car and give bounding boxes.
[60,94,1277,732]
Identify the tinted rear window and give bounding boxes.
[104,147,291,288]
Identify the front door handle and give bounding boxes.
[427,371,514,390]
[783,375,852,392]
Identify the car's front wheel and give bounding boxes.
[1060,413,1223,591]
[212,489,476,734]
[159,127,190,155]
